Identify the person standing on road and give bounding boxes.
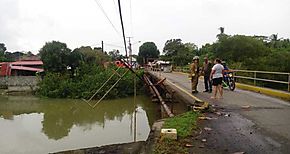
[202,57,212,93]
[190,56,200,94]
[210,58,224,99]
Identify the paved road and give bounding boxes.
[151,71,290,154]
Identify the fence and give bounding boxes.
[173,67,290,92]
[233,70,290,92]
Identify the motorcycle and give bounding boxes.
[222,72,235,91]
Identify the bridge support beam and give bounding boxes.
[144,74,174,117]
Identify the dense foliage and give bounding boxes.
[161,39,198,66]
[39,41,72,73]
[36,41,143,99]
[199,33,290,72]
[37,64,143,99]
[158,31,289,73]
[0,43,7,61]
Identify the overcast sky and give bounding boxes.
[1,0,290,55]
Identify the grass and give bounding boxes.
[162,111,199,138]
[154,111,199,154]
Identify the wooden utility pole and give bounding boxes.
[101,41,104,52]
[127,37,133,66]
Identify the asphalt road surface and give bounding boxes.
[152,71,290,154]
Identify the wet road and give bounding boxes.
[151,71,290,154]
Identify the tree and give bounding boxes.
[213,35,269,62]
[184,42,198,55]
[0,43,7,61]
[39,41,71,73]
[161,39,198,66]
[68,49,82,73]
[74,46,96,64]
[163,39,184,57]
[219,27,225,34]
[73,46,110,66]
[4,51,25,62]
[108,49,121,60]
[137,42,159,65]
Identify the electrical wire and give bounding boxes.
[93,0,122,37]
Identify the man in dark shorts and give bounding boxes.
[210,59,224,99]
[202,57,212,93]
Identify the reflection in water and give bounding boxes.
[0,95,159,154]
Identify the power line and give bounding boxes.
[117,0,128,58]
[93,0,121,37]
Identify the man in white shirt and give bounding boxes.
[210,58,224,99]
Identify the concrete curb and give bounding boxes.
[173,71,290,101]
[236,83,290,101]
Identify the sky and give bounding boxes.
[0,0,290,55]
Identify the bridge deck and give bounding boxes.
[150,71,290,154]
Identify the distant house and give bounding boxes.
[0,56,43,76]
[114,57,138,68]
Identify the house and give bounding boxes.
[0,58,44,76]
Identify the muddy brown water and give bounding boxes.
[0,95,160,154]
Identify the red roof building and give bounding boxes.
[0,60,44,76]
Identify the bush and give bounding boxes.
[37,64,144,99]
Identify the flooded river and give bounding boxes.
[0,95,159,154]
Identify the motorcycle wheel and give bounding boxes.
[229,80,235,91]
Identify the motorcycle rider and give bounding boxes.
[222,61,229,83]
[221,61,236,91]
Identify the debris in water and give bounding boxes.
[201,139,207,142]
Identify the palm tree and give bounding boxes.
[216,27,227,40]
[219,27,225,34]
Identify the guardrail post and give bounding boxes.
[254,72,257,86]
[288,73,290,92]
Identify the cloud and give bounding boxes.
[0,0,21,51]
[0,0,290,54]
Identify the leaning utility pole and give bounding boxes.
[117,0,128,59]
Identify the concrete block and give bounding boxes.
[160,129,177,140]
